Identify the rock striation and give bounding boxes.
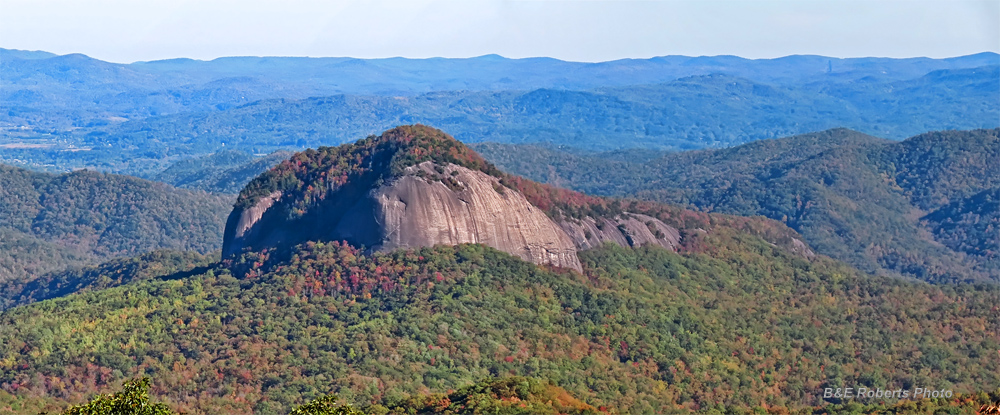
[559,213,680,252]
[335,161,582,270]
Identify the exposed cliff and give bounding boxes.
[222,125,588,269]
[223,125,811,270]
[335,161,582,270]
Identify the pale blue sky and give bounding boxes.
[1,0,997,63]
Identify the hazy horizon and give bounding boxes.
[2,0,997,64]
[5,47,998,65]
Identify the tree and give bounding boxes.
[289,395,367,415]
[50,378,174,415]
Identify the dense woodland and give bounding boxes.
[924,187,1000,261]
[0,250,215,311]
[1,238,998,414]
[15,376,1000,415]
[474,128,1000,284]
[0,165,231,283]
[18,376,603,415]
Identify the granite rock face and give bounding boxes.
[559,213,681,252]
[224,162,582,270]
[335,162,582,270]
[222,159,688,271]
[224,191,282,257]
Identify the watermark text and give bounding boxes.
[823,387,952,400]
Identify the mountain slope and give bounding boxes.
[474,128,1000,283]
[1,238,997,414]
[923,186,1000,263]
[0,250,214,311]
[0,164,232,282]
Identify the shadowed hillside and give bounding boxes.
[0,165,232,283]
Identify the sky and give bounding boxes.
[1,0,998,63]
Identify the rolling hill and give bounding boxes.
[0,164,232,283]
[150,150,295,194]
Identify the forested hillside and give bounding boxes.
[923,187,1000,261]
[0,250,215,311]
[473,128,1000,283]
[0,165,232,282]
[1,240,997,414]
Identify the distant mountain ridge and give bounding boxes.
[6,48,995,96]
[26,66,999,157]
[3,48,996,174]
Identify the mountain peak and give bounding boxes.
[223,125,685,270]
[224,125,582,269]
[370,124,496,171]
[233,125,501,211]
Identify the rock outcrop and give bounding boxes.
[225,191,282,258]
[335,162,582,270]
[224,161,582,269]
[559,213,680,252]
[222,125,686,271]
